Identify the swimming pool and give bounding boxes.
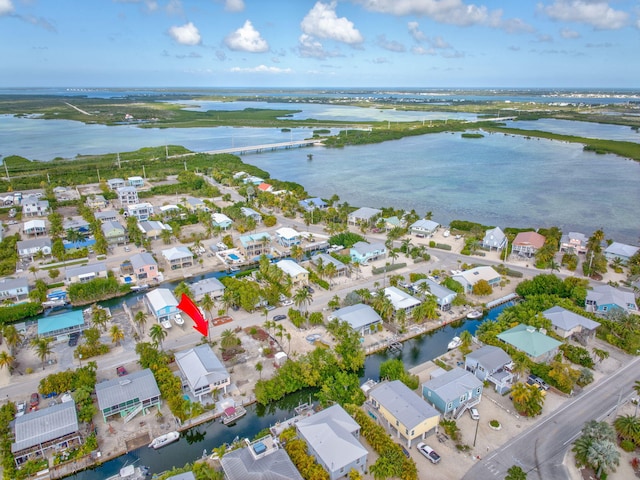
[228,253,240,261]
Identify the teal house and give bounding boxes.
[497,324,562,363]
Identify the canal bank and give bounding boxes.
[64,300,516,479]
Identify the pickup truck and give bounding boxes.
[417,443,441,464]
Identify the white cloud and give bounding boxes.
[0,0,14,15]
[408,22,452,50]
[297,33,341,59]
[408,21,426,42]
[114,0,159,13]
[560,28,581,38]
[359,0,532,32]
[541,1,628,30]
[225,0,245,12]
[166,0,183,15]
[301,1,363,44]
[230,64,292,74]
[168,22,201,46]
[411,45,436,56]
[224,20,269,52]
[376,34,406,52]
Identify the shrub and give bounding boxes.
[490,419,500,428]
[621,439,636,452]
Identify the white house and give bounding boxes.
[409,219,440,237]
[117,186,139,206]
[482,227,507,251]
[347,207,381,226]
[275,227,301,247]
[162,246,194,270]
[175,344,231,403]
[17,238,52,259]
[144,288,179,322]
[452,266,501,293]
[329,304,382,335]
[0,277,30,302]
[604,242,639,265]
[383,286,421,316]
[125,202,154,221]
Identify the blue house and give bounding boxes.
[350,241,386,265]
[422,367,483,419]
[585,284,637,315]
[299,197,327,211]
[144,288,179,323]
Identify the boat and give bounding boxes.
[447,336,462,350]
[107,464,150,479]
[173,313,184,326]
[466,309,483,319]
[130,284,149,292]
[148,431,180,449]
[8,208,16,218]
[221,405,247,425]
[43,298,68,308]
[160,319,172,329]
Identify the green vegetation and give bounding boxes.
[283,435,330,480]
[0,303,42,325]
[67,272,130,305]
[379,358,419,390]
[573,420,620,478]
[328,232,365,248]
[0,234,20,277]
[461,133,484,138]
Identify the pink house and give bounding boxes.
[130,252,160,282]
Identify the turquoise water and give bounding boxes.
[244,131,640,243]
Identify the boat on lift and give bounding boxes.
[148,431,179,449]
[447,336,462,350]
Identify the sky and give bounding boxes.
[1,0,639,89]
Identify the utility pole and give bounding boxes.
[2,156,9,181]
[142,165,146,179]
[96,169,100,182]
[117,153,121,168]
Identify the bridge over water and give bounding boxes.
[170,139,324,159]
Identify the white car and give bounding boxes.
[417,443,441,464]
[161,319,172,329]
[469,407,480,420]
[281,299,294,307]
[16,401,26,417]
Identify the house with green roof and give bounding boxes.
[496,324,562,363]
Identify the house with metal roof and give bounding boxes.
[138,220,172,240]
[17,237,52,259]
[212,212,233,230]
[191,277,225,301]
[604,242,639,265]
[411,278,457,311]
[240,207,262,224]
[465,346,514,394]
[422,367,484,419]
[86,194,108,210]
[94,210,118,223]
[65,262,108,285]
[329,304,382,335]
[11,400,81,466]
[107,178,126,190]
[511,231,546,257]
[543,306,600,341]
[127,176,145,188]
[183,197,209,213]
[161,246,194,270]
[220,435,304,480]
[63,216,91,236]
[116,185,139,207]
[350,241,386,265]
[125,202,154,221]
[310,253,348,277]
[175,344,231,403]
[145,288,179,322]
[497,324,562,363]
[347,207,381,226]
[585,284,637,315]
[482,227,507,251]
[37,309,86,338]
[275,260,308,286]
[239,232,272,259]
[367,380,440,448]
[23,219,47,236]
[296,404,368,480]
[129,252,160,282]
[0,277,30,302]
[383,286,421,317]
[451,266,501,294]
[95,368,161,423]
[22,195,50,217]
[101,220,126,245]
[275,227,301,247]
[299,197,327,211]
[560,232,588,254]
[409,219,440,237]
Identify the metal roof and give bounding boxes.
[65,262,107,278]
[331,303,381,330]
[130,252,157,270]
[543,306,600,331]
[497,324,562,358]
[12,400,79,453]
[221,447,303,480]
[145,288,178,311]
[466,346,512,372]
[162,246,193,261]
[175,345,229,391]
[422,367,483,403]
[95,369,160,412]
[276,260,308,277]
[384,286,421,310]
[37,309,85,335]
[368,380,440,430]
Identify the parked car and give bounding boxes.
[29,392,40,408]
[281,299,294,307]
[273,315,287,321]
[304,285,315,294]
[417,443,441,464]
[265,305,276,311]
[116,366,127,377]
[68,332,80,347]
[469,407,480,420]
[399,444,410,459]
[528,374,550,391]
[16,401,26,417]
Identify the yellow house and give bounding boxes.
[366,380,440,448]
[275,259,308,287]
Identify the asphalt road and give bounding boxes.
[463,355,640,480]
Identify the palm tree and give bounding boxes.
[160,228,173,245]
[149,323,168,350]
[290,245,304,263]
[255,361,263,379]
[109,325,125,346]
[293,287,313,313]
[91,304,109,332]
[324,262,337,289]
[388,249,399,265]
[174,281,193,300]
[2,324,23,356]
[593,348,610,364]
[134,311,148,334]
[28,265,38,280]
[200,294,215,321]
[30,337,53,370]
[459,330,473,354]
[221,329,239,349]
[614,415,640,443]
[0,351,14,375]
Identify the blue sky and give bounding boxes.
[1,0,639,88]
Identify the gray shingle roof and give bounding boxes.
[130,252,157,270]
[368,380,440,430]
[12,400,79,453]
[221,447,303,480]
[543,306,601,331]
[95,369,160,412]
[466,346,511,372]
[65,262,107,278]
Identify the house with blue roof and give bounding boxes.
[422,367,483,419]
[240,207,262,224]
[497,324,562,363]
[585,284,637,315]
[37,309,86,339]
[299,197,327,211]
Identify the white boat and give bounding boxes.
[173,313,184,326]
[43,299,68,308]
[148,431,179,449]
[130,284,149,292]
[447,336,462,350]
[221,405,247,425]
[107,464,150,479]
[160,319,172,329]
[466,309,483,319]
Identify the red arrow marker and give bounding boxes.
[177,293,209,337]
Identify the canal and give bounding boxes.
[66,302,513,478]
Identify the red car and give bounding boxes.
[116,366,127,377]
[30,392,40,408]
